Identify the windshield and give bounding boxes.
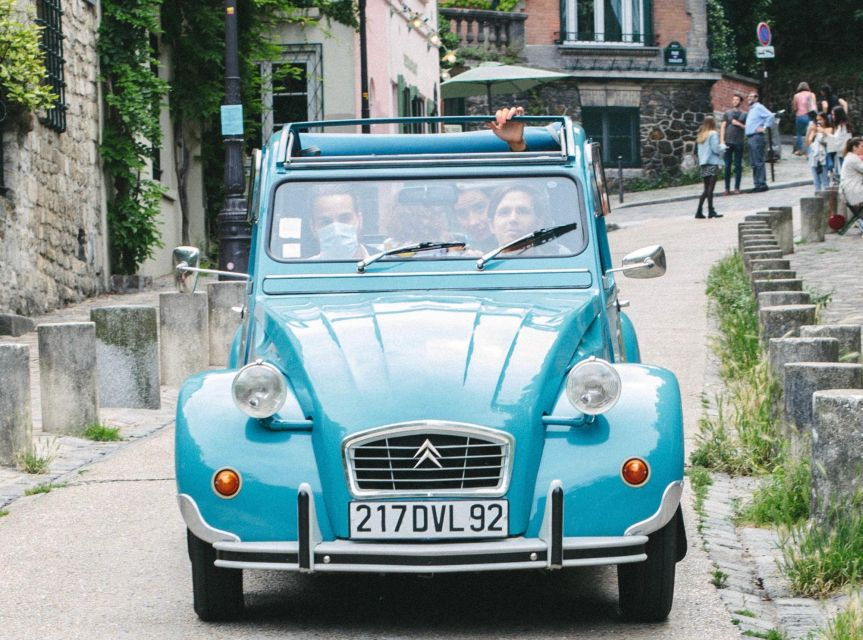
[268,177,585,263]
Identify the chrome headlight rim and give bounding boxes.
[231,360,288,419]
[564,356,622,415]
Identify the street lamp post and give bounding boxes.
[217,0,250,278]
[358,0,370,133]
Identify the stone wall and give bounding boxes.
[0,0,106,315]
[640,80,713,175]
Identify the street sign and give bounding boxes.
[755,45,775,59]
[664,41,687,66]
[756,22,772,46]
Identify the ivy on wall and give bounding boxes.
[98,0,169,275]
[706,0,736,73]
[0,0,55,112]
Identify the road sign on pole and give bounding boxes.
[755,46,775,59]
[756,22,772,46]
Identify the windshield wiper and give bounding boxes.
[476,222,578,270]
[357,241,466,273]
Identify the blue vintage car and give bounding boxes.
[173,115,686,623]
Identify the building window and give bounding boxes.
[36,0,66,132]
[560,0,649,44]
[261,44,323,142]
[581,107,640,167]
[397,75,428,133]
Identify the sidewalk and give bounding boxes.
[615,142,811,210]
[0,277,182,508]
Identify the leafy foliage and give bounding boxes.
[706,0,736,72]
[98,0,168,275]
[160,0,355,250]
[0,0,56,111]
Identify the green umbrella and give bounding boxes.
[440,61,572,111]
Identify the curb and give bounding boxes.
[615,179,811,210]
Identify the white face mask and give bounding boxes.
[317,222,359,258]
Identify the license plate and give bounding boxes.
[349,500,508,539]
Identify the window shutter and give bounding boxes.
[559,0,568,43]
[642,0,653,45]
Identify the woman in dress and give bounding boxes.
[791,82,817,155]
[695,116,724,219]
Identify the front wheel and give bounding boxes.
[617,507,681,622]
[187,529,244,621]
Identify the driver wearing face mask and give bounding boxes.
[308,189,370,260]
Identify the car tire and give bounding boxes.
[617,507,681,622]
[187,529,244,621]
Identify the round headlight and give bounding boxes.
[232,361,287,418]
[565,357,621,415]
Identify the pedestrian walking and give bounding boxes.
[791,82,817,155]
[719,94,746,195]
[744,90,775,192]
[695,116,724,219]
[826,106,852,182]
[806,112,829,192]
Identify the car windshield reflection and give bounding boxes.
[269,177,585,263]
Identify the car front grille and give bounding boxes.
[344,423,513,496]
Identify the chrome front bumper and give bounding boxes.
[177,480,682,574]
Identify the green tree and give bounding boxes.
[706,0,736,72]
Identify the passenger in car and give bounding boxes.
[307,185,371,260]
[453,186,495,251]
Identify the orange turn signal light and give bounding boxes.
[621,458,650,487]
[213,468,242,498]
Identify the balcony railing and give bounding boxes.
[555,31,655,45]
[439,7,527,52]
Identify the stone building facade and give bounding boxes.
[522,0,719,177]
[0,0,106,315]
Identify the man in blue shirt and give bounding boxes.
[744,91,776,192]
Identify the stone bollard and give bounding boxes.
[91,306,160,409]
[759,304,817,343]
[811,390,863,520]
[742,240,780,250]
[800,325,862,361]
[159,292,209,386]
[784,363,863,433]
[816,187,839,225]
[800,196,827,242]
[768,206,794,254]
[38,323,99,435]
[0,344,32,466]
[745,213,774,224]
[750,259,792,272]
[739,235,778,255]
[0,313,35,337]
[752,278,804,296]
[744,249,784,272]
[768,337,839,387]
[749,269,796,282]
[207,281,246,367]
[757,291,811,310]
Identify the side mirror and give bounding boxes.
[173,246,201,293]
[609,245,666,279]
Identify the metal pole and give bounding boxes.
[617,156,624,203]
[358,0,370,133]
[216,0,249,278]
[767,124,775,183]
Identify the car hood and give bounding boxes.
[258,290,603,433]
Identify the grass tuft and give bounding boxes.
[16,438,58,474]
[0,509,9,517]
[711,567,729,588]
[738,457,811,527]
[23,482,65,496]
[82,423,122,442]
[820,595,863,640]
[780,494,863,597]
